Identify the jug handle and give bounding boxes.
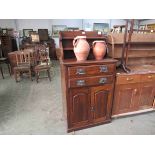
[73,37,79,47]
[92,41,97,48]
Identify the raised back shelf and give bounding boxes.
[59,31,107,60]
[107,33,155,62]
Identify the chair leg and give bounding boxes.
[47,69,51,81]
[35,71,39,83]
[0,66,4,79]
[7,64,11,76]
[29,69,32,81]
[14,70,18,82]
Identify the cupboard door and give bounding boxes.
[91,85,113,123]
[112,84,140,115]
[139,82,155,109]
[69,88,91,128]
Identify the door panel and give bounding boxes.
[69,88,90,128]
[139,82,155,109]
[112,84,140,115]
[91,85,113,123]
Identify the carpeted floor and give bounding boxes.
[0,61,155,135]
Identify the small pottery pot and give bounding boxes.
[73,36,90,61]
[92,40,107,60]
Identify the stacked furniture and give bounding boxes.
[107,32,155,117]
[59,31,117,132]
[21,29,57,60]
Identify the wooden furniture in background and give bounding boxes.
[112,69,155,116]
[0,36,11,78]
[34,46,51,83]
[21,37,56,60]
[0,57,11,79]
[107,20,155,117]
[59,31,117,132]
[8,48,34,74]
[38,29,48,41]
[13,50,34,82]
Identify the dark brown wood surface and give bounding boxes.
[59,31,117,132]
[61,58,117,132]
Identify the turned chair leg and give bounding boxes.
[47,69,51,81]
[7,64,11,76]
[35,71,39,83]
[0,66,4,79]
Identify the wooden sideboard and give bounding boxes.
[0,35,17,58]
[112,66,155,116]
[61,59,117,132]
[107,33,155,117]
[59,31,117,132]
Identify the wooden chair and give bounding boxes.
[13,50,33,82]
[34,49,51,83]
[0,45,11,79]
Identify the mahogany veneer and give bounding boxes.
[59,31,117,132]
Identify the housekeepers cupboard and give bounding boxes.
[59,31,117,132]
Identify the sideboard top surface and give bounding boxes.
[61,58,118,66]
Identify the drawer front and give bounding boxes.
[116,74,141,84]
[68,64,115,78]
[68,75,114,88]
[141,73,155,82]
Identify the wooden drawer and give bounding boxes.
[68,64,115,78]
[116,74,141,84]
[68,75,114,88]
[141,73,155,82]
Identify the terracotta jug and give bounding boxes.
[92,40,107,60]
[73,36,90,61]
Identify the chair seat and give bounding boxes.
[35,64,50,70]
[14,65,30,71]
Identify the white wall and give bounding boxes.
[0,19,128,47]
[50,19,83,47]
[0,19,16,29]
[16,19,50,36]
[110,19,126,28]
[140,19,155,25]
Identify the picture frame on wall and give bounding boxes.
[2,29,8,34]
[67,27,79,31]
[30,32,40,43]
[23,29,33,37]
[93,23,109,34]
[52,25,67,37]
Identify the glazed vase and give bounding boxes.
[73,36,90,61]
[92,40,107,60]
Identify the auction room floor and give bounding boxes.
[0,61,155,135]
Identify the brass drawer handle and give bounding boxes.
[100,65,108,72]
[148,75,153,79]
[76,80,85,86]
[99,77,107,84]
[126,77,134,81]
[76,68,85,75]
